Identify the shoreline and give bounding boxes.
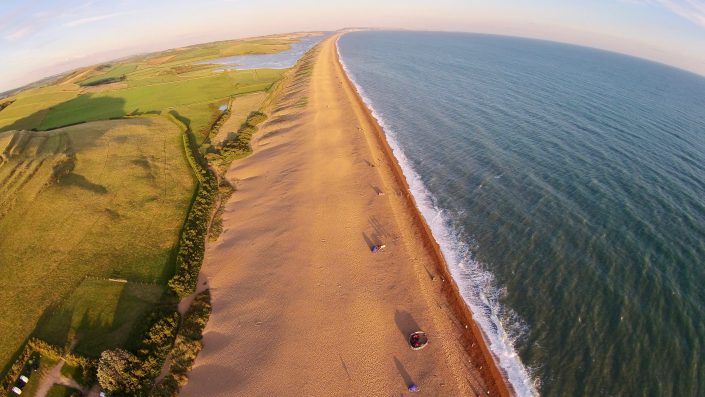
[183,34,511,396]
[333,35,513,396]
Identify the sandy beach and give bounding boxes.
[182,34,510,396]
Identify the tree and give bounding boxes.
[97,349,141,395]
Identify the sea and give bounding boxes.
[337,31,705,397]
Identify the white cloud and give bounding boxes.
[628,0,705,28]
[5,26,32,41]
[62,12,126,28]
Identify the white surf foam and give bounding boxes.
[337,37,540,397]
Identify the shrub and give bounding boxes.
[245,111,267,126]
[137,312,180,379]
[149,374,179,397]
[147,290,211,396]
[179,290,212,341]
[0,100,14,112]
[208,183,234,241]
[97,349,142,395]
[169,337,202,375]
[64,352,97,386]
[167,131,218,297]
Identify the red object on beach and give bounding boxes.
[409,331,428,350]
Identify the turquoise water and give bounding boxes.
[338,31,705,396]
[204,34,324,70]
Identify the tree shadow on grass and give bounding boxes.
[0,95,127,133]
[29,281,167,358]
[32,304,74,349]
[59,173,108,194]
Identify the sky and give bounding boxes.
[1,0,705,92]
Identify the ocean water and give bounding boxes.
[338,31,705,397]
[204,34,324,70]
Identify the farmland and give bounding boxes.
[0,31,312,393]
[0,35,294,138]
[0,118,195,371]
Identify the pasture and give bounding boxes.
[0,35,293,138]
[0,117,195,372]
[34,279,164,357]
[210,92,268,145]
[39,68,284,135]
[0,32,301,382]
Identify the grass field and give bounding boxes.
[38,68,284,133]
[46,384,82,397]
[0,85,79,131]
[0,35,294,136]
[80,63,138,86]
[0,117,195,372]
[34,279,164,357]
[0,32,307,384]
[210,92,268,145]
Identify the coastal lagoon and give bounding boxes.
[339,31,705,396]
[205,34,324,70]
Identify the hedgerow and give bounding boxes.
[97,311,180,396]
[167,130,218,297]
[149,290,211,396]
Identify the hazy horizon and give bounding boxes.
[2,0,705,93]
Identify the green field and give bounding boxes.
[80,63,138,86]
[0,32,299,386]
[0,117,195,371]
[0,36,290,140]
[46,384,82,397]
[210,92,268,145]
[39,68,284,133]
[34,279,164,356]
[0,85,79,131]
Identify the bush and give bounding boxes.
[246,111,267,126]
[214,122,260,166]
[179,290,212,341]
[147,290,211,396]
[208,183,234,241]
[64,352,97,386]
[167,132,218,297]
[0,100,14,112]
[97,349,142,395]
[149,374,179,397]
[169,337,202,375]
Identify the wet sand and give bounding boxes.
[182,35,510,396]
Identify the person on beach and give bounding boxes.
[371,244,386,253]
